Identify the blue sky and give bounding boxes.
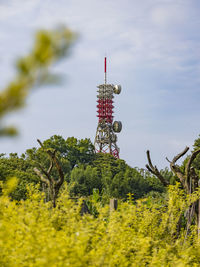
[0,0,200,169]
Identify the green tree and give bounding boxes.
[91,153,166,199]
[65,137,95,169]
[69,165,101,196]
[25,135,95,176]
[192,134,200,173]
[21,136,94,200]
[0,134,168,201]
[25,136,71,183]
[0,153,39,200]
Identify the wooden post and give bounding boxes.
[110,199,118,211]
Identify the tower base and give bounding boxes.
[94,120,119,159]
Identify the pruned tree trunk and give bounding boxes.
[146,147,200,238]
[34,139,64,208]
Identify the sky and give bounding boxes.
[0,0,200,169]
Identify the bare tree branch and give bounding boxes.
[146,150,169,186]
[172,147,189,164]
[47,159,54,175]
[146,150,154,170]
[169,147,189,192]
[34,167,50,186]
[35,161,51,179]
[37,139,43,148]
[146,146,200,238]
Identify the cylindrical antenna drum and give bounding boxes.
[113,121,122,133]
[113,85,121,94]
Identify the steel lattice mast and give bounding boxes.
[94,57,122,158]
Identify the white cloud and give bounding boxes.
[0,0,41,20]
[151,3,188,28]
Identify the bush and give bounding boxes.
[1,181,200,266]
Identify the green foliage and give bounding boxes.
[0,154,39,200]
[25,137,71,183]
[36,135,95,169]
[0,136,96,200]
[0,27,76,136]
[65,137,95,169]
[192,135,200,173]
[89,153,166,199]
[69,165,101,196]
[0,135,167,201]
[194,135,200,150]
[1,181,200,266]
[25,135,95,179]
[85,189,101,218]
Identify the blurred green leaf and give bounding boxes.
[0,26,77,136]
[0,126,18,137]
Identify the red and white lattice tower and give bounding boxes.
[94,57,122,158]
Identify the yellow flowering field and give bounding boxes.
[1,179,200,267]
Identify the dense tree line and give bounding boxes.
[0,135,169,201]
[3,133,200,204]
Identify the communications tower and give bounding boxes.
[94,57,122,158]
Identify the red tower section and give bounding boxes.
[94,57,122,159]
[97,99,114,124]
